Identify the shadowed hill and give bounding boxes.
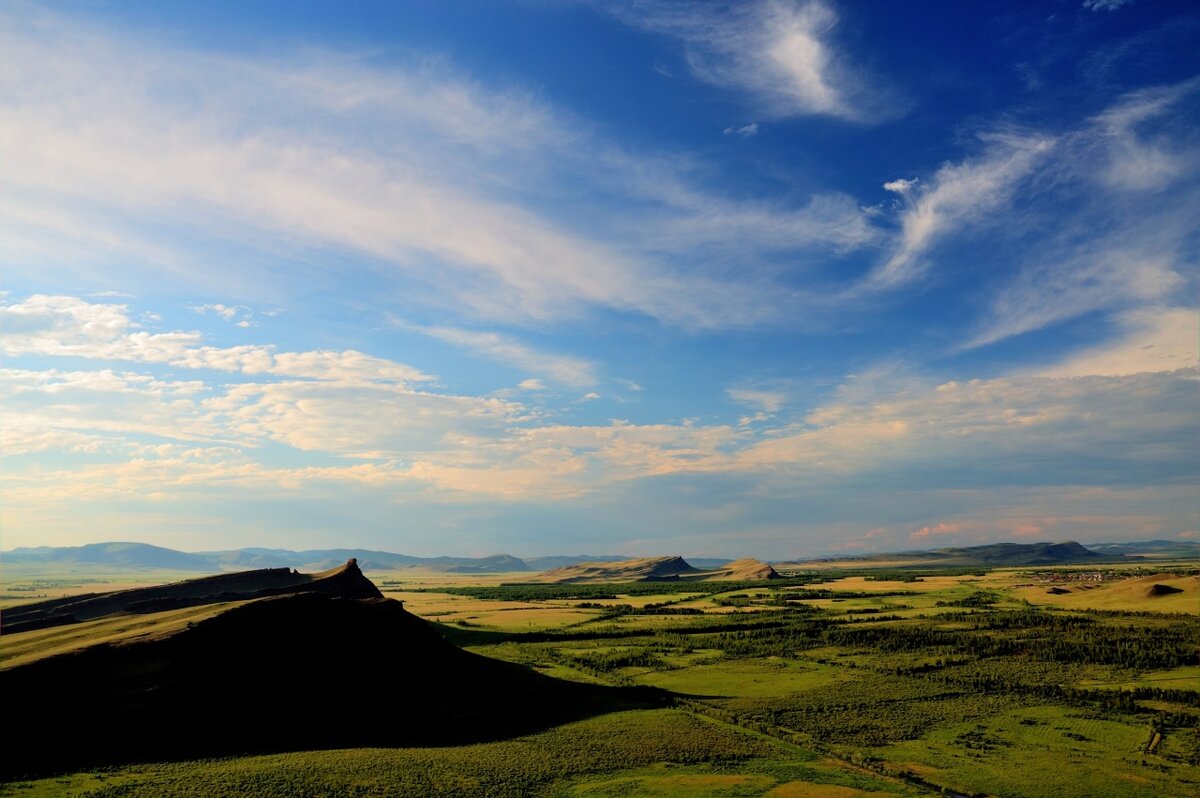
[2,541,215,570]
[780,540,1123,568]
[1,569,663,779]
[923,541,1111,566]
[3,543,533,573]
[2,559,381,635]
[535,556,701,583]
[533,556,779,583]
[707,558,779,581]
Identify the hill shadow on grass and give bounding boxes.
[2,593,671,781]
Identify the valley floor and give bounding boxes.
[2,562,1197,797]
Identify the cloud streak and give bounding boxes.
[617,1,898,122]
[871,133,1055,288]
[407,324,599,387]
[0,6,879,330]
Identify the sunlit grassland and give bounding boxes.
[0,566,206,611]
[1011,574,1200,614]
[0,600,249,669]
[3,562,1196,796]
[1078,665,1200,691]
[431,569,1199,796]
[870,704,1193,798]
[0,709,917,798]
[381,589,607,630]
[635,657,854,699]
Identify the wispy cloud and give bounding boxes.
[1082,0,1136,11]
[727,387,787,413]
[1036,306,1197,378]
[409,324,598,387]
[616,1,899,122]
[724,122,759,137]
[0,295,434,384]
[192,303,254,327]
[870,133,1054,288]
[964,81,1199,348]
[0,6,878,330]
[967,223,1187,348]
[1090,79,1200,192]
[863,77,1198,357]
[4,294,1196,553]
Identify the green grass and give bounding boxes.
[0,600,248,669]
[634,658,852,699]
[871,705,1200,798]
[1077,665,1200,691]
[0,710,913,798]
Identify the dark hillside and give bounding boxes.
[932,540,1110,566]
[2,583,659,779]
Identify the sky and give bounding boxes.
[1,0,1197,559]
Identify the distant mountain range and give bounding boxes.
[1,542,726,574]
[785,539,1199,568]
[3,538,1195,574]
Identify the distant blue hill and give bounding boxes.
[4,542,214,571]
[3,543,529,573]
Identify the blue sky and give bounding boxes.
[1,0,1197,558]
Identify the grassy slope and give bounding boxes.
[0,710,916,798]
[1012,574,1200,614]
[0,599,248,669]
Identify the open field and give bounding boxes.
[2,560,1197,796]
[0,709,919,798]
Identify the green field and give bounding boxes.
[2,562,1197,796]
[0,710,917,798]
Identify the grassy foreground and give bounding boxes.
[0,710,915,798]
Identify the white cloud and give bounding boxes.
[0,6,879,330]
[1,294,434,385]
[618,1,895,122]
[518,378,547,391]
[411,324,598,386]
[727,387,786,413]
[1090,80,1199,192]
[209,380,526,458]
[4,296,1195,554]
[944,80,1199,348]
[870,133,1054,288]
[967,214,1189,348]
[193,303,254,326]
[882,177,917,194]
[1,368,219,447]
[1038,307,1197,378]
[731,368,1199,486]
[1082,0,1135,11]
[724,123,759,137]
